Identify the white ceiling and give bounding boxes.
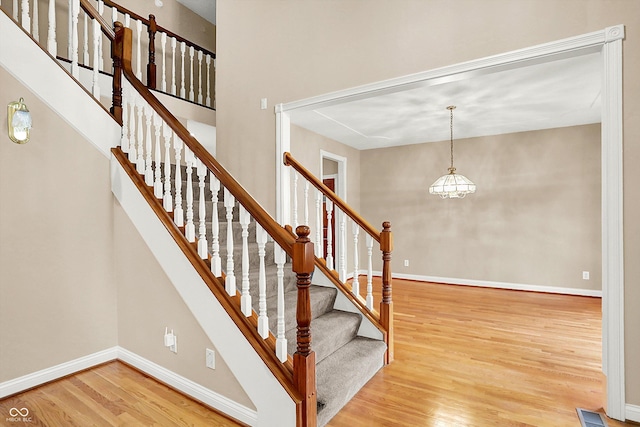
[289,52,602,150]
[174,0,216,25]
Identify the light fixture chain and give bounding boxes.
[450,106,454,169]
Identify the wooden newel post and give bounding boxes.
[147,14,157,89]
[111,21,124,124]
[292,225,317,427]
[380,221,394,364]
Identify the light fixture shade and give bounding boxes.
[7,98,32,144]
[429,168,477,199]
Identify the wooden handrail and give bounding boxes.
[102,0,215,58]
[80,0,115,39]
[115,22,295,260]
[283,152,380,243]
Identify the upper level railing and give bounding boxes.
[283,152,394,363]
[2,0,214,110]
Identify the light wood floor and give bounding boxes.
[0,361,245,426]
[1,279,636,426]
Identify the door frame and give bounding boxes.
[275,25,625,419]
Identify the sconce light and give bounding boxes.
[7,98,32,144]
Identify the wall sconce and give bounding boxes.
[7,98,32,144]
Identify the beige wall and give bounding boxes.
[361,124,601,291]
[216,0,640,407]
[113,203,253,408]
[0,67,117,381]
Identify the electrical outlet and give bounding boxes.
[206,348,215,369]
[583,271,590,280]
[404,259,409,267]
[170,335,177,353]
[260,98,267,110]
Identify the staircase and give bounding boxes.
[1,2,394,425]
[186,171,387,425]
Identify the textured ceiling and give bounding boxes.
[289,52,602,150]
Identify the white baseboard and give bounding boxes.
[0,347,118,398]
[117,348,257,426]
[0,347,257,426]
[626,404,640,422]
[365,270,602,297]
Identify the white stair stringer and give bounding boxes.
[111,155,297,427]
[0,11,119,158]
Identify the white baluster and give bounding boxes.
[275,245,287,362]
[256,223,269,338]
[315,189,322,258]
[162,123,173,212]
[66,0,71,57]
[160,32,167,92]
[127,90,137,162]
[239,205,251,316]
[97,0,104,69]
[179,41,186,99]
[224,188,236,296]
[83,13,88,64]
[292,172,298,230]
[153,112,163,198]
[197,50,203,104]
[12,0,18,21]
[111,6,117,26]
[366,234,374,310]
[197,159,208,259]
[188,45,194,101]
[173,138,184,227]
[20,0,30,32]
[170,37,177,95]
[120,83,129,153]
[184,147,196,242]
[92,18,100,98]
[304,181,310,226]
[205,54,211,107]
[210,174,222,276]
[339,212,347,282]
[135,97,144,174]
[70,0,79,78]
[31,0,39,41]
[124,13,130,28]
[47,0,57,56]
[326,200,334,270]
[144,105,153,186]
[135,19,142,80]
[352,221,360,296]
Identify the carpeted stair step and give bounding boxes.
[316,337,387,427]
[263,286,337,333]
[285,310,362,364]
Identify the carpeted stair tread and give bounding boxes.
[285,310,362,364]
[263,285,337,333]
[316,337,387,427]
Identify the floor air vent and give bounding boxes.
[576,408,608,427]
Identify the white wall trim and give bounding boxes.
[117,348,257,426]
[377,271,602,297]
[626,404,640,423]
[601,24,626,420]
[276,24,626,418]
[0,347,118,398]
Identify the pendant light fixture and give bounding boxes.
[429,106,476,199]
